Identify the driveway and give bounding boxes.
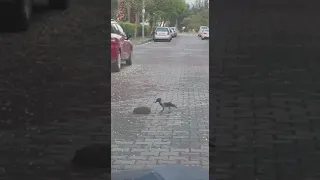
[111,34,209,171]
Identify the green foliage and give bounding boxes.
[179,0,209,31]
[118,22,151,37]
[137,24,151,37]
[146,0,186,21]
[111,0,118,18]
[118,22,137,35]
[116,0,195,33]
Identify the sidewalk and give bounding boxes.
[130,36,153,45]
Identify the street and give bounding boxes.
[111,34,209,171]
[0,1,110,179]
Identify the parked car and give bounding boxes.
[198,26,209,37]
[201,29,209,40]
[169,28,175,38]
[0,0,69,31]
[170,27,177,37]
[153,27,172,42]
[111,19,133,72]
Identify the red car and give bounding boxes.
[111,19,133,72]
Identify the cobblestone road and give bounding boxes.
[0,1,110,179]
[211,1,320,180]
[111,34,209,171]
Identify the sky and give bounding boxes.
[185,0,198,8]
[185,0,196,5]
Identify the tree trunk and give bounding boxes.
[175,18,178,28]
[134,12,139,38]
[149,15,153,29]
[127,7,131,22]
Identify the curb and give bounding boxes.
[136,38,153,45]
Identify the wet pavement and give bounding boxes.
[111,34,209,171]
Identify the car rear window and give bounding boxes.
[156,28,168,32]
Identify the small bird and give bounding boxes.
[154,98,177,112]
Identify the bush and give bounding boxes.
[118,21,136,35]
[137,24,151,37]
[118,21,151,37]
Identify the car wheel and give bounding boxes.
[48,0,69,10]
[201,37,204,40]
[154,39,157,42]
[126,50,132,65]
[113,50,121,72]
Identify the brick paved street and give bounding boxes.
[111,34,209,171]
[0,1,110,179]
[211,1,320,180]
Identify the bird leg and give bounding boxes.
[160,106,164,112]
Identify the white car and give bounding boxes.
[153,27,172,42]
[0,0,69,31]
[198,26,209,37]
[201,29,209,40]
[170,27,177,37]
[169,28,175,38]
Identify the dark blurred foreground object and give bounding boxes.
[133,106,151,114]
[0,0,69,32]
[111,164,211,180]
[72,144,110,168]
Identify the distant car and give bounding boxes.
[201,29,209,40]
[170,27,177,37]
[111,19,133,72]
[198,26,209,37]
[0,0,69,31]
[153,27,172,42]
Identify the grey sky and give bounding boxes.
[185,0,196,5]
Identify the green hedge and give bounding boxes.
[118,21,151,37]
[118,22,136,35]
[137,24,151,37]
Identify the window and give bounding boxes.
[111,23,120,34]
[115,24,125,36]
[156,28,169,32]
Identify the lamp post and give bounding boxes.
[142,0,145,41]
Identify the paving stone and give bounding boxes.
[211,0,320,179]
[111,34,209,171]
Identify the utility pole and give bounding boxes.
[142,0,145,41]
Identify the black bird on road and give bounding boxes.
[154,98,177,112]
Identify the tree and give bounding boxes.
[123,0,134,22]
[118,0,189,35]
[144,0,186,27]
[111,0,118,19]
[179,0,209,31]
